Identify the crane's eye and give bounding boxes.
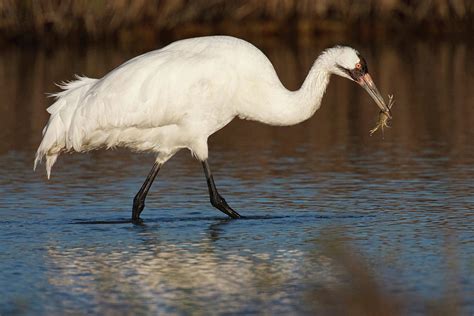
[355,63,362,69]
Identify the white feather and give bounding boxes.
[34,36,363,178]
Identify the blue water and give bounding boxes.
[0,40,473,315]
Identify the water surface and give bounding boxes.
[0,37,473,315]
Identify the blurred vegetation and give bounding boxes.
[305,230,464,316]
[0,0,472,45]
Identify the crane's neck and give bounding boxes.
[294,55,333,122]
[238,50,336,126]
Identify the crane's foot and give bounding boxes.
[131,212,144,224]
[211,194,241,219]
[132,197,145,224]
[202,160,241,219]
[131,217,144,225]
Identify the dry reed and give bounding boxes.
[0,0,472,43]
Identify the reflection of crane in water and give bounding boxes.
[34,36,390,222]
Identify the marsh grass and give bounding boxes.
[0,0,472,44]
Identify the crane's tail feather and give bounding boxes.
[33,153,58,179]
[34,75,96,179]
[34,108,65,179]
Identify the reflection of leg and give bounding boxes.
[202,160,241,219]
[208,218,233,241]
[132,162,161,222]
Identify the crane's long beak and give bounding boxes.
[358,73,391,118]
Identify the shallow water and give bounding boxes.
[0,37,473,315]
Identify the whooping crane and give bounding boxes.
[34,36,391,222]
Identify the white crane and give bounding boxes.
[34,35,390,222]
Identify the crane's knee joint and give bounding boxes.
[210,195,226,208]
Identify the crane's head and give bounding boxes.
[330,46,391,118]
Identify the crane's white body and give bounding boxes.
[35,36,360,178]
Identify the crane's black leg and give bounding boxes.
[132,162,161,223]
[202,160,241,219]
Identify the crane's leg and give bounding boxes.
[202,160,241,219]
[132,161,161,222]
